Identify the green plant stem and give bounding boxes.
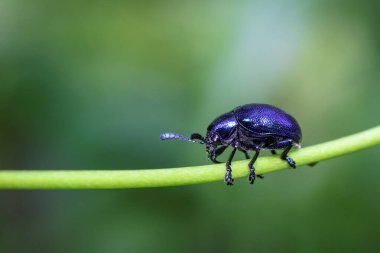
[0,125,380,189]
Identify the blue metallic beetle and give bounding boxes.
[161,103,302,185]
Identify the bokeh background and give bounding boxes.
[1,0,380,252]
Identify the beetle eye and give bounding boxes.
[210,133,220,142]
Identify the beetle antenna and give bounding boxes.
[190,133,205,144]
[160,132,204,144]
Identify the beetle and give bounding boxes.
[160,103,302,185]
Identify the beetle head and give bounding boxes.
[160,131,226,164]
[160,131,221,161]
[204,131,222,162]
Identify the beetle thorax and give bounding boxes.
[206,112,237,144]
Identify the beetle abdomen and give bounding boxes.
[233,104,302,142]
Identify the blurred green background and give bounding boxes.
[1,0,380,252]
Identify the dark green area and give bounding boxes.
[0,0,380,252]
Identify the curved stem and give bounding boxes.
[1,125,380,189]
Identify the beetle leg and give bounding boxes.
[248,149,263,184]
[267,139,296,169]
[225,148,237,186]
[215,146,228,159]
[210,146,228,164]
[210,158,222,164]
[281,144,296,169]
[241,150,250,159]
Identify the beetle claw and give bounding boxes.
[285,156,296,169]
[249,167,263,184]
[308,162,318,167]
[225,166,234,186]
[249,167,256,184]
